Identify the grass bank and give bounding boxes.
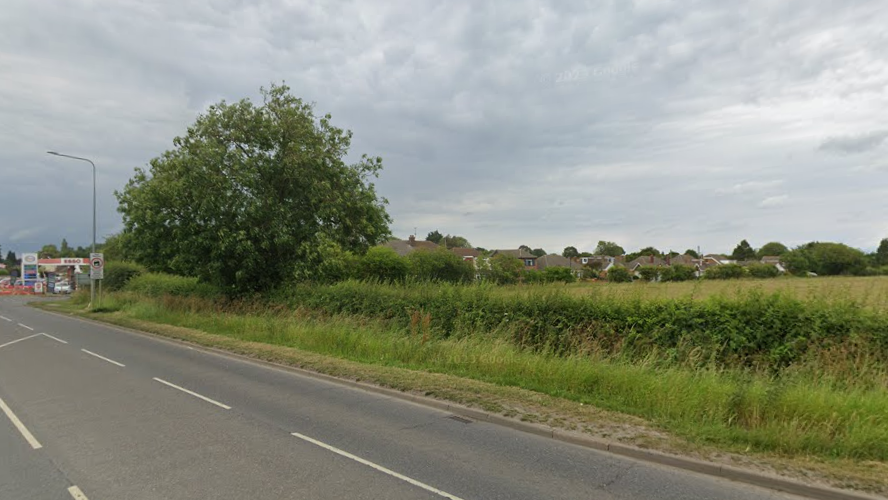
[59,285,888,466]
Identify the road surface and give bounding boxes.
[0,296,800,499]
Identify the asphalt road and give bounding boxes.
[0,296,801,500]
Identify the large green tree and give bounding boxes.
[594,240,624,256]
[731,239,756,261]
[562,246,579,258]
[875,238,888,266]
[425,230,443,244]
[116,84,391,294]
[783,242,867,276]
[756,241,788,258]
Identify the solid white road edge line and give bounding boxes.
[81,349,126,368]
[0,396,42,450]
[152,377,231,410]
[17,323,34,331]
[41,333,69,344]
[0,315,11,321]
[290,431,466,500]
[0,333,42,350]
[68,485,89,500]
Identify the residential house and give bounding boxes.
[490,249,538,271]
[451,247,481,265]
[537,254,584,278]
[380,235,439,257]
[759,256,787,273]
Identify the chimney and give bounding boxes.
[666,255,671,265]
[649,255,654,263]
[408,235,416,246]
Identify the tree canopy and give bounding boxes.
[731,239,756,261]
[594,241,624,256]
[116,83,391,294]
[425,230,443,244]
[562,246,579,258]
[757,241,788,258]
[875,238,888,266]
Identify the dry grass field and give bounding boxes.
[558,276,888,310]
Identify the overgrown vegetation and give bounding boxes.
[69,275,888,463]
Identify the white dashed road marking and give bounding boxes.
[153,378,231,410]
[41,333,68,344]
[17,323,34,331]
[291,431,466,500]
[0,396,42,449]
[81,349,126,368]
[68,485,90,499]
[0,315,11,321]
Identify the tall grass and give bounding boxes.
[86,279,888,461]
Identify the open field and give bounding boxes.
[555,276,888,310]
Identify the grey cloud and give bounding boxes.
[2,0,888,255]
[819,131,888,154]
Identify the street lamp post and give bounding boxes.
[47,151,96,309]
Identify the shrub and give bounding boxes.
[637,266,661,282]
[747,263,780,279]
[607,266,632,283]
[406,248,474,283]
[542,266,576,283]
[485,254,523,284]
[661,264,696,282]
[0,268,8,276]
[704,263,747,279]
[102,261,147,291]
[359,247,408,282]
[522,269,544,284]
[125,272,220,298]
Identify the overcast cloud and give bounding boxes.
[1,0,887,256]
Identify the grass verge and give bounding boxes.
[34,293,888,495]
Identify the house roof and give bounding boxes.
[381,239,416,257]
[492,249,537,259]
[626,256,667,269]
[451,248,480,258]
[760,256,782,264]
[537,254,580,269]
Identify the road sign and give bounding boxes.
[90,253,104,280]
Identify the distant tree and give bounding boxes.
[39,244,60,259]
[4,250,17,268]
[562,246,579,258]
[519,245,532,253]
[578,251,594,258]
[474,247,488,253]
[875,238,888,266]
[595,241,625,257]
[684,249,700,259]
[667,250,680,257]
[606,266,632,283]
[731,239,756,261]
[756,241,789,259]
[530,248,547,257]
[625,246,662,262]
[59,238,75,258]
[425,230,444,245]
[443,234,472,249]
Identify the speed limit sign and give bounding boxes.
[90,253,105,280]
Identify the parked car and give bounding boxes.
[54,281,71,294]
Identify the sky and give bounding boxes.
[1,0,887,257]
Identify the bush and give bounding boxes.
[406,248,474,283]
[485,254,524,284]
[102,261,146,291]
[522,269,544,284]
[359,247,408,283]
[542,266,576,284]
[661,264,696,282]
[704,263,747,280]
[607,266,632,283]
[0,268,8,276]
[125,272,220,298]
[637,266,661,282]
[747,263,780,279]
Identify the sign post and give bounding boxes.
[90,253,104,308]
[22,253,38,288]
